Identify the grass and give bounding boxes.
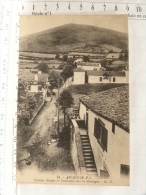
[68,83,128,108]
[68,83,127,95]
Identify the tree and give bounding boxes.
[101,59,107,68]
[124,50,128,60]
[55,53,60,59]
[60,65,73,82]
[37,63,49,73]
[119,53,124,60]
[103,72,112,83]
[59,89,74,126]
[63,55,68,61]
[83,55,90,62]
[48,70,63,93]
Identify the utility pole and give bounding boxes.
[57,77,60,134]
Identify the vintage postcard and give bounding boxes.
[17,15,129,185]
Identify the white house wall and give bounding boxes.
[73,72,85,84]
[79,102,87,121]
[88,76,127,84]
[87,109,129,179]
[88,76,109,84]
[29,85,39,93]
[110,76,127,83]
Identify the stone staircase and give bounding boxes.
[80,134,98,177]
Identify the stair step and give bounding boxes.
[85,160,95,164]
[83,149,92,152]
[81,138,89,140]
[82,142,90,145]
[82,146,91,149]
[83,153,93,156]
[82,141,89,143]
[86,166,97,170]
[84,156,94,159]
[83,151,92,153]
[86,164,96,168]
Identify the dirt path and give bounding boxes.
[17,95,74,176]
[26,97,57,145]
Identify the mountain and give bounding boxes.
[19,24,128,53]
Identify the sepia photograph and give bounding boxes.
[17,15,129,185]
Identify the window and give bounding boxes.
[94,118,108,152]
[120,165,130,177]
[113,77,116,82]
[38,85,42,91]
[28,85,31,91]
[112,123,115,134]
[99,77,102,82]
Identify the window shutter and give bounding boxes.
[94,118,100,139]
[94,119,98,138]
[102,127,108,152]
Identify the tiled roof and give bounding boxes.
[80,86,129,132]
[77,62,101,66]
[19,70,48,83]
[74,67,85,72]
[87,70,125,77]
[87,70,105,76]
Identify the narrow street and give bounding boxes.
[26,97,57,146]
[17,94,74,179]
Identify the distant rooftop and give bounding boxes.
[80,85,129,132]
[106,53,123,59]
[74,67,85,72]
[77,62,101,66]
[87,70,125,77]
[19,70,48,83]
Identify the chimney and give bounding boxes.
[35,74,38,81]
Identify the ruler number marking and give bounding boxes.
[56,2,59,10]
[68,2,71,10]
[91,3,94,10]
[115,5,118,11]
[136,5,142,12]
[80,3,83,10]
[103,4,106,11]
[44,2,47,10]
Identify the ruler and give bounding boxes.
[0,1,21,195]
[21,0,146,20]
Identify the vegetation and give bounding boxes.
[83,55,90,62]
[55,53,60,59]
[37,63,49,73]
[59,89,74,126]
[48,70,63,93]
[63,55,68,61]
[18,80,43,124]
[60,65,74,82]
[68,83,127,95]
[20,24,128,53]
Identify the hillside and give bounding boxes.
[19,23,128,53]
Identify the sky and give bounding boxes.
[20,15,128,37]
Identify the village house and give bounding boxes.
[74,58,83,63]
[73,67,129,85]
[70,86,129,180]
[30,69,42,74]
[88,70,129,84]
[106,53,125,60]
[73,67,86,85]
[19,69,48,100]
[77,62,101,71]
